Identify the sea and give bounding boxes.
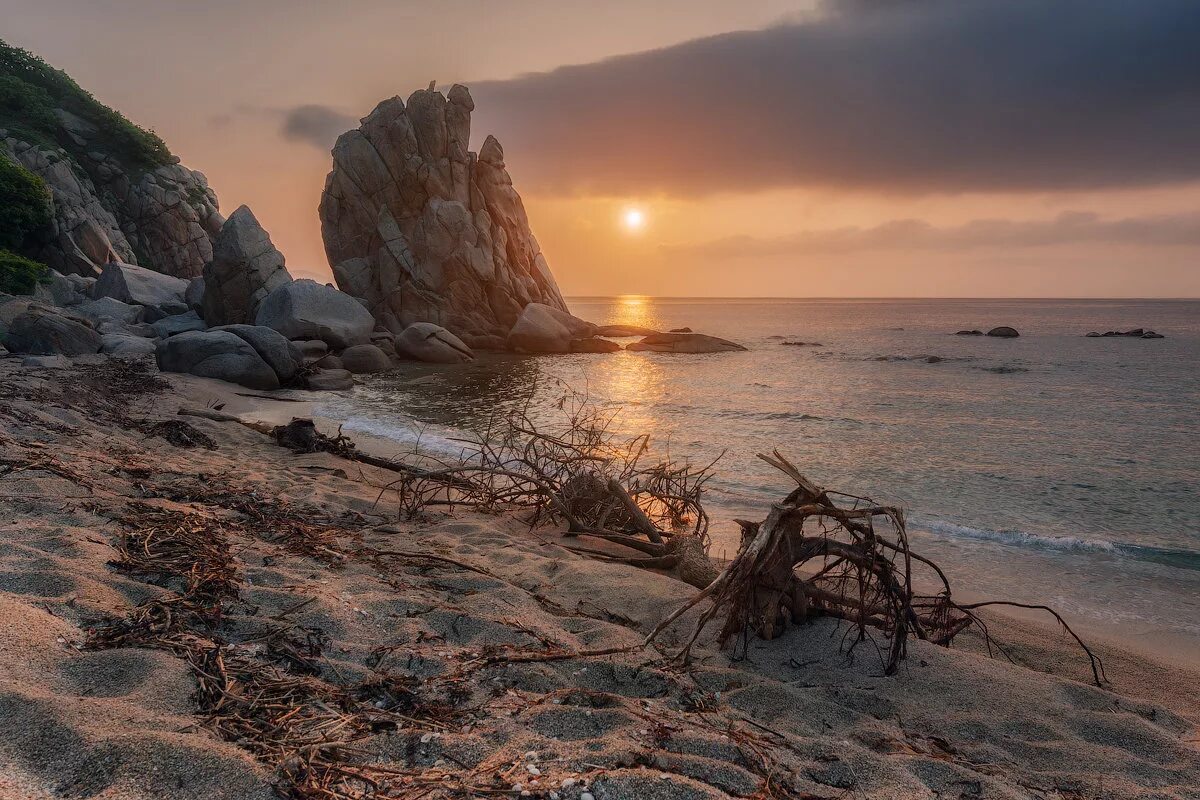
[312,298,1200,663]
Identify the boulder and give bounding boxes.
[396,322,475,363]
[254,279,374,349]
[293,339,329,362]
[1085,332,1102,337]
[156,330,279,390]
[304,369,354,391]
[201,205,293,326]
[460,333,508,352]
[98,320,155,338]
[1142,331,1165,339]
[212,324,302,382]
[32,270,84,306]
[318,86,569,341]
[65,274,96,296]
[985,326,1020,338]
[626,332,747,354]
[101,333,157,357]
[314,354,344,371]
[141,301,191,323]
[507,303,596,354]
[76,296,144,325]
[668,327,693,334]
[93,262,189,307]
[570,337,621,354]
[340,343,393,373]
[184,276,205,312]
[955,330,984,336]
[151,310,207,338]
[4,309,102,355]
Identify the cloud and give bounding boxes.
[665,211,1200,258]
[470,0,1200,195]
[279,105,355,150]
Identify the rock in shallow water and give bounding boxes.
[340,343,393,373]
[626,332,747,354]
[507,303,596,354]
[305,368,354,391]
[396,322,474,363]
[985,326,1020,338]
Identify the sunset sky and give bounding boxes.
[5,0,1199,297]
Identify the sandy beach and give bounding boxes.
[0,355,1196,800]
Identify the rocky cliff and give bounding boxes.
[0,40,222,279]
[318,85,567,345]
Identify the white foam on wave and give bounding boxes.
[312,403,476,460]
[914,517,1120,554]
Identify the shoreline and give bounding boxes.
[2,357,1198,798]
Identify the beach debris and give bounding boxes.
[139,418,217,450]
[376,389,722,588]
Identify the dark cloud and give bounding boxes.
[279,105,355,150]
[470,0,1200,194]
[666,212,1200,258]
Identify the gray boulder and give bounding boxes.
[396,322,474,363]
[626,332,747,354]
[254,279,374,349]
[93,262,189,307]
[101,334,158,357]
[151,310,207,338]
[212,324,302,382]
[97,320,155,338]
[318,87,569,341]
[156,330,279,390]
[293,339,329,362]
[141,301,191,323]
[340,343,393,373]
[201,205,293,326]
[184,276,205,312]
[76,296,144,325]
[305,369,354,391]
[571,337,621,354]
[4,309,102,356]
[986,326,1020,338]
[32,270,84,307]
[507,303,596,354]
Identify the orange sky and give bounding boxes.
[5,0,1199,297]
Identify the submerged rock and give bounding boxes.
[955,329,984,336]
[570,337,622,354]
[626,332,747,354]
[985,326,1020,338]
[318,85,568,340]
[305,368,355,391]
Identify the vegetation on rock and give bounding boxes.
[0,39,172,172]
[0,150,50,248]
[0,248,48,294]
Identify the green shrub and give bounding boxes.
[0,248,48,295]
[0,151,50,249]
[0,39,172,172]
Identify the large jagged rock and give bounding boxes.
[2,130,222,279]
[254,279,375,349]
[319,85,568,342]
[201,205,292,326]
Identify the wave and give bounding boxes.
[915,518,1200,571]
[314,407,476,460]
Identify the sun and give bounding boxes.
[621,206,647,233]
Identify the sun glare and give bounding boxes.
[621,206,646,232]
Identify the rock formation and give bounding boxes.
[254,279,375,350]
[319,85,568,345]
[2,132,222,279]
[201,206,292,326]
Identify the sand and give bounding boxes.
[0,355,1198,799]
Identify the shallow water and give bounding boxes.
[315,298,1200,661]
